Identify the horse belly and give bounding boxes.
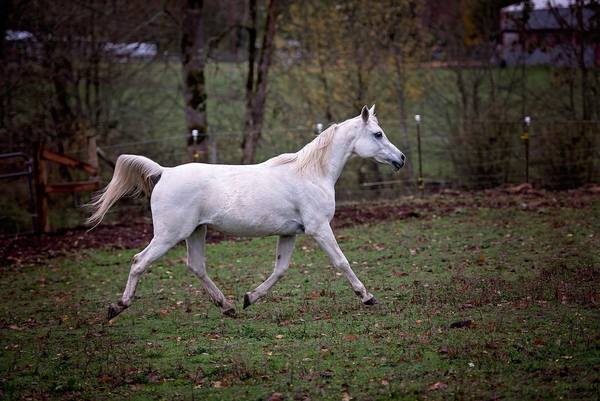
[163,164,303,237]
[206,195,302,237]
[209,219,303,237]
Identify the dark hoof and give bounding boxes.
[363,296,379,306]
[222,306,236,317]
[243,293,252,309]
[107,302,125,320]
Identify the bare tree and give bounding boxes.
[241,0,279,164]
[181,0,209,162]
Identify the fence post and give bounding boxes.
[32,141,49,233]
[415,114,424,192]
[314,122,323,136]
[522,116,531,183]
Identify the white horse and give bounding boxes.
[89,105,405,319]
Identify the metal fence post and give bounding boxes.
[415,114,424,192]
[522,116,531,183]
[314,122,323,136]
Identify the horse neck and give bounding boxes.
[321,124,356,185]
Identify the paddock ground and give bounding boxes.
[0,189,599,400]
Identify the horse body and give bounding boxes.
[89,105,405,319]
[152,160,333,238]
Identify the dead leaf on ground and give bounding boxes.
[477,253,486,266]
[268,392,285,401]
[372,243,386,251]
[507,183,532,194]
[429,381,448,391]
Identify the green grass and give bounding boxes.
[1,203,599,400]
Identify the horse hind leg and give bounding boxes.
[186,225,236,316]
[107,236,177,320]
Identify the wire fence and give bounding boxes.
[1,118,599,235]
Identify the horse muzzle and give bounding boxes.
[389,153,405,171]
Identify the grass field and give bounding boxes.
[1,202,599,400]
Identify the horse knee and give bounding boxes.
[188,264,207,279]
[332,259,350,271]
[130,262,148,277]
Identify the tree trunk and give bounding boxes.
[241,0,279,164]
[575,0,590,121]
[182,0,209,162]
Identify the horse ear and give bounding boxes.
[369,104,375,115]
[361,105,369,123]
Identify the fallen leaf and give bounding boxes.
[275,334,284,339]
[373,243,385,251]
[268,392,285,401]
[477,253,485,266]
[429,381,448,391]
[147,371,161,383]
[344,334,358,341]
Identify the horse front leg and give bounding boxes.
[186,225,236,316]
[244,235,296,309]
[309,223,377,305]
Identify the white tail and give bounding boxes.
[87,155,163,227]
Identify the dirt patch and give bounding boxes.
[1,185,599,267]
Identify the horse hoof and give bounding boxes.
[222,306,236,317]
[107,303,122,320]
[243,293,252,309]
[363,296,379,306]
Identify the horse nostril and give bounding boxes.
[392,160,403,170]
[400,154,405,161]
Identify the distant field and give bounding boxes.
[1,201,598,400]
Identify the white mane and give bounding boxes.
[266,123,340,176]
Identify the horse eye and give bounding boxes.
[374,132,383,139]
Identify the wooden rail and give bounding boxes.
[33,136,100,233]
